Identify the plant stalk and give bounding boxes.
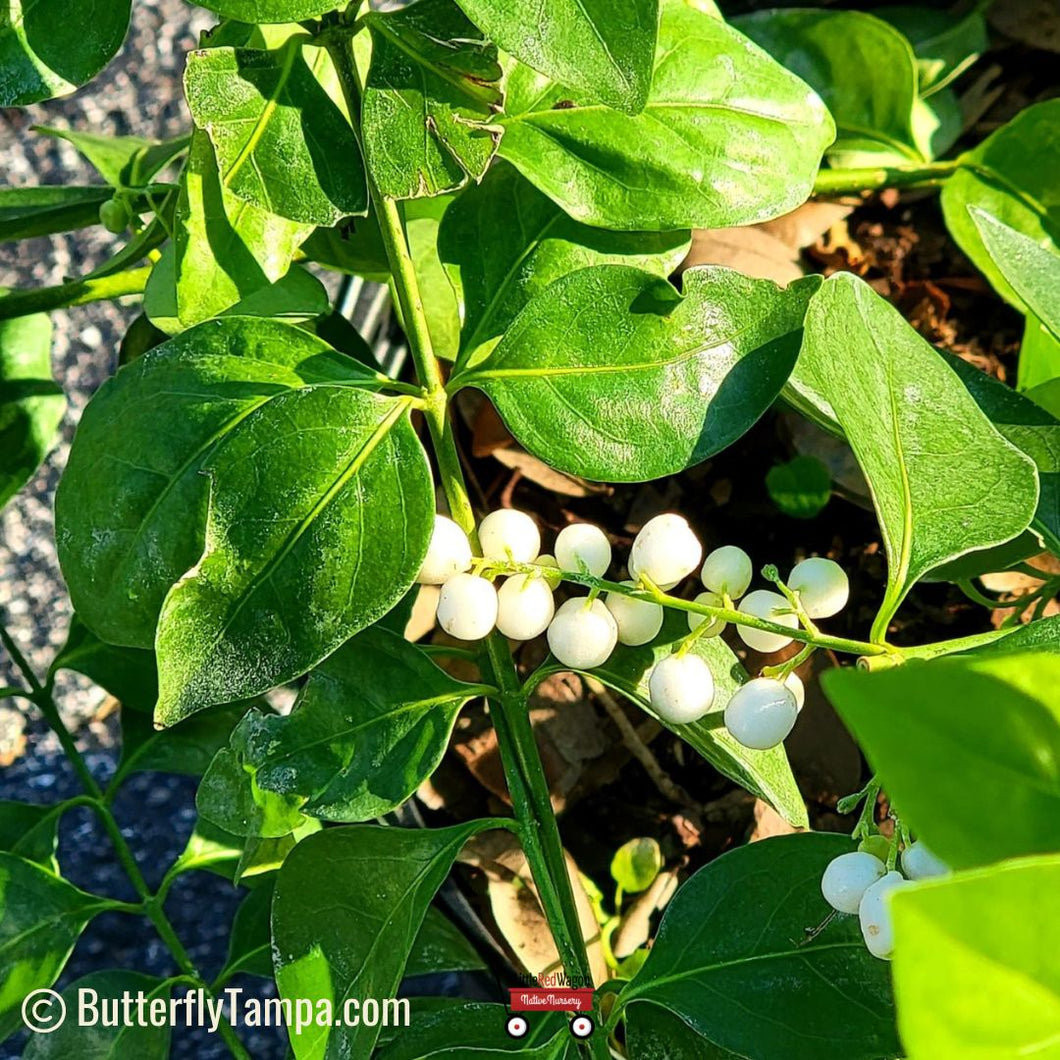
[813,159,960,197]
[0,266,151,321]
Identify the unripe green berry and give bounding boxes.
[700,545,752,597]
[858,835,891,862]
[99,197,131,233]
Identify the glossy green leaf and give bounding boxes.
[22,971,171,1059]
[154,384,431,723]
[892,855,1060,1060]
[765,455,831,520]
[626,1002,743,1059]
[795,273,1039,639]
[912,86,962,161]
[941,100,1060,310]
[49,615,158,711]
[35,126,188,188]
[824,652,1060,870]
[272,820,504,1059]
[620,833,898,1060]
[404,196,461,362]
[586,611,808,828]
[457,265,818,482]
[453,0,657,114]
[375,1003,570,1058]
[300,217,389,281]
[55,317,404,652]
[238,626,490,821]
[0,802,60,871]
[192,0,341,21]
[185,41,367,226]
[970,208,1060,352]
[171,129,313,328]
[879,5,987,96]
[0,312,64,509]
[439,161,689,365]
[1019,316,1060,393]
[497,0,834,232]
[0,185,113,242]
[404,907,485,979]
[362,0,502,200]
[0,0,130,106]
[0,854,111,1039]
[962,615,1060,656]
[734,8,922,166]
[940,349,1060,555]
[217,882,274,981]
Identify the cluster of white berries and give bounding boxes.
[416,510,850,753]
[820,839,950,959]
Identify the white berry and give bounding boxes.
[555,523,611,577]
[723,676,798,749]
[436,573,498,641]
[496,574,555,641]
[735,590,799,653]
[416,515,472,585]
[821,851,887,914]
[784,671,805,712]
[859,871,910,960]
[902,840,950,881]
[628,514,702,590]
[478,509,541,563]
[648,653,715,724]
[788,557,849,619]
[700,545,753,598]
[547,597,618,669]
[605,583,663,646]
[687,591,726,637]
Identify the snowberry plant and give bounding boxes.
[3,0,1060,1057]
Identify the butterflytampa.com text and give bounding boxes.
[56,986,409,1035]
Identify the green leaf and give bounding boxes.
[794,273,1039,639]
[22,971,171,1059]
[457,266,818,482]
[1019,315,1060,393]
[49,615,158,711]
[375,1003,570,1058]
[272,820,504,1059]
[171,128,313,328]
[362,0,502,200]
[970,208,1060,351]
[497,0,834,231]
[0,853,111,1039]
[217,882,275,982]
[941,100,1060,310]
[34,127,188,188]
[626,1002,743,1059]
[587,611,807,828]
[611,837,662,894]
[892,854,1060,1060]
[939,349,1060,556]
[879,5,987,96]
[193,0,342,21]
[439,161,689,365]
[453,0,657,114]
[620,833,898,1060]
[765,455,831,520]
[55,317,403,651]
[239,626,489,821]
[301,217,389,281]
[734,9,922,167]
[0,312,64,510]
[824,652,1060,870]
[154,385,431,723]
[964,615,1060,656]
[0,802,60,871]
[116,701,248,785]
[403,196,462,362]
[185,41,367,226]
[197,735,307,839]
[0,0,130,106]
[404,907,485,979]
[0,185,113,242]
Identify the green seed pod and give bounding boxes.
[99,197,132,234]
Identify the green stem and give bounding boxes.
[1,614,250,1060]
[0,266,152,322]
[813,159,960,197]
